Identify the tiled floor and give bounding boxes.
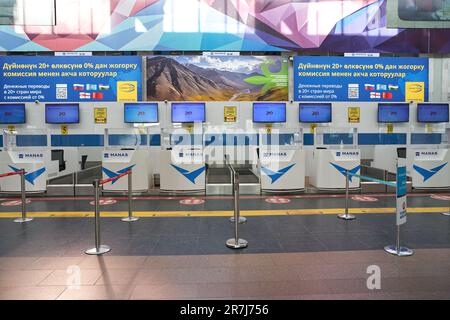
[0,194,449,300]
[1,250,449,299]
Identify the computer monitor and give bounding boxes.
[417,103,449,123]
[299,103,332,123]
[0,104,26,124]
[377,103,409,123]
[45,103,80,124]
[171,102,205,123]
[124,103,159,123]
[253,103,286,123]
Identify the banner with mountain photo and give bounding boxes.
[145,56,288,101]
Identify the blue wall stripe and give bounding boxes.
[3,133,441,148]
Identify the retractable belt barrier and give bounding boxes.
[0,169,32,223]
[85,169,137,256]
[341,170,414,257]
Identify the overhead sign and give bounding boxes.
[293,56,428,102]
[0,56,142,102]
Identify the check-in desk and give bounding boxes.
[309,128,360,190]
[159,129,206,193]
[0,130,50,193]
[258,130,305,192]
[101,129,150,192]
[412,148,450,189]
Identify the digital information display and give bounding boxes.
[171,103,205,123]
[417,103,449,123]
[124,103,158,123]
[378,103,410,123]
[299,103,332,123]
[0,103,26,124]
[253,103,286,123]
[45,103,79,124]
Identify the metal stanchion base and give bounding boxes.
[442,212,450,216]
[85,245,111,255]
[384,245,414,257]
[229,216,247,223]
[14,217,33,223]
[226,238,248,249]
[121,217,139,222]
[337,214,356,220]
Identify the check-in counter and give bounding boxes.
[102,149,149,192]
[309,148,361,190]
[412,148,450,189]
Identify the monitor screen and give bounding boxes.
[45,104,79,124]
[0,104,26,124]
[417,103,449,123]
[171,102,205,123]
[299,103,332,123]
[124,103,158,123]
[378,103,409,123]
[253,103,286,123]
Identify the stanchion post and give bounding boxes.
[226,167,247,249]
[122,170,139,222]
[14,169,33,223]
[85,179,110,255]
[338,169,356,221]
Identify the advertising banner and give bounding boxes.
[387,0,450,28]
[294,56,428,102]
[0,56,142,102]
[146,56,288,101]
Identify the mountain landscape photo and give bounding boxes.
[145,55,288,101]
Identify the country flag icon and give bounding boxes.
[364,84,375,91]
[376,84,387,90]
[99,84,110,90]
[388,84,399,90]
[92,92,104,99]
[86,84,98,90]
[73,84,84,91]
[382,92,393,99]
[79,92,90,99]
[370,92,381,99]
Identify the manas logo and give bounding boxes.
[119,82,136,93]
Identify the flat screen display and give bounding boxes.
[171,102,205,123]
[299,103,332,123]
[253,103,286,123]
[45,103,79,124]
[378,103,409,123]
[417,103,449,123]
[124,103,158,123]
[0,104,26,124]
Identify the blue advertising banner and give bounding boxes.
[294,56,429,102]
[0,56,142,102]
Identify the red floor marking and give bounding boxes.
[1,199,31,206]
[430,194,450,201]
[89,199,117,206]
[179,198,205,205]
[351,196,378,202]
[265,197,291,204]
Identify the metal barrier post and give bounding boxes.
[85,179,111,255]
[226,166,248,249]
[122,171,139,222]
[384,224,413,257]
[14,169,33,223]
[338,169,356,221]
